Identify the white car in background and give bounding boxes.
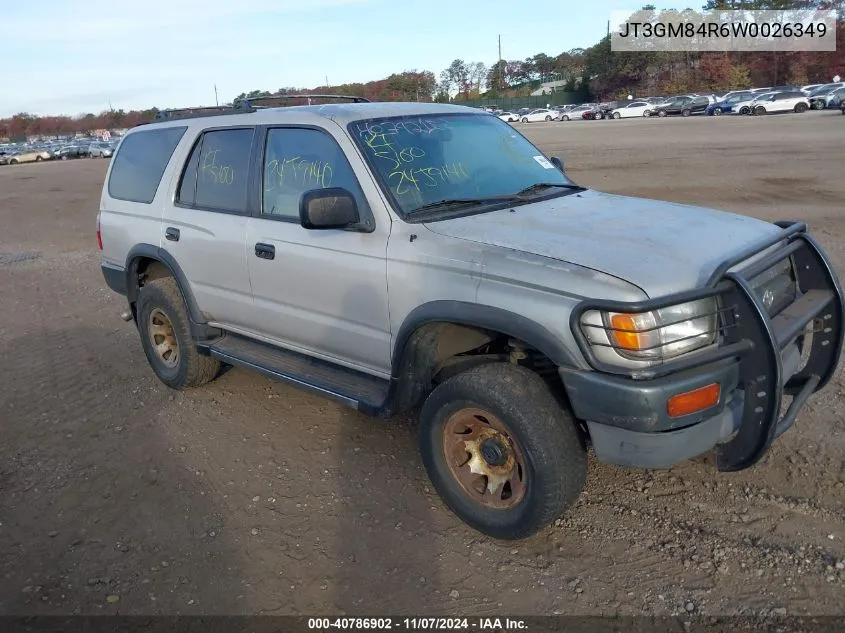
[750,90,810,115]
[736,92,773,115]
[497,111,520,122]
[519,108,560,123]
[609,100,653,118]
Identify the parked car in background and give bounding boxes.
[809,86,845,110]
[560,105,591,120]
[751,91,810,115]
[706,91,755,115]
[55,145,90,160]
[89,142,114,158]
[609,101,653,118]
[520,108,560,123]
[828,87,845,108]
[6,149,51,164]
[655,95,713,117]
[497,111,520,122]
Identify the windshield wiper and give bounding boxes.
[514,182,584,196]
[409,195,522,214]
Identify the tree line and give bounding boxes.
[2,0,843,139]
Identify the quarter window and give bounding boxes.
[108,126,187,204]
[261,128,364,220]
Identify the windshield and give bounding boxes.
[349,113,575,215]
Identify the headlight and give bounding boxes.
[581,297,718,364]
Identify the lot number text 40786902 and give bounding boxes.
[307,617,528,630]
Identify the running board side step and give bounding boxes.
[198,334,391,415]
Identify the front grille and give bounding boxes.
[749,256,798,317]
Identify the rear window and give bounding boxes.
[108,126,188,204]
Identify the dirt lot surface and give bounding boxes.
[1,113,844,618]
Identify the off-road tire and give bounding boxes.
[419,362,587,540]
[136,277,220,390]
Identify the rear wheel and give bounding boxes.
[681,109,691,117]
[35,156,42,162]
[739,106,750,115]
[754,105,767,115]
[419,362,587,540]
[657,109,667,117]
[136,277,220,390]
[612,112,621,119]
[794,102,808,113]
[545,115,551,121]
[643,110,651,117]
[713,107,722,116]
[562,115,570,121]
[521,117,528,123]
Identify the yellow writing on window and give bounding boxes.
[265,156,333,192]
[388,163,470,197]
[199,149,235,185]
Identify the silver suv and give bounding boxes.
[98,94,844,540]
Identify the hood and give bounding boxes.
[422,189,782,297]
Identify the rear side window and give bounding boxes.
[177,128,254,213]
[108,126,187,204]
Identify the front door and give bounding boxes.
[244,125,392,376]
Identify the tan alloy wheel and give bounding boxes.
[147,308,180,368]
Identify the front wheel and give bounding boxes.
[562,115,570,121]
[521,117,528,123]
[681,109,691,117]
[35,156,43,162]
[754,105,767,115]
[713,108,722,116]
[643,110,651,117]
[612,112,621,119]
[657,109,666,117]
[419,363,587,540]
[545,115,551,121]
[794,102,808,113]
[136,277,221,390]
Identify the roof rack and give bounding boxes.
[147,93,371,124]
[233,93,370,109]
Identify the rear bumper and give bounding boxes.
[563,221,844,471]
[102,263,127,296]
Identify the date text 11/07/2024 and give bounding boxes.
[307,617,528,631]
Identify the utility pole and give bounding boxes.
[326,75,329,88]
[214,85,219,106]
[498,34,503,91]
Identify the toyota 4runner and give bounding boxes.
[98,95,844,540]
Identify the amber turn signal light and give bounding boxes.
[666,383,720,417]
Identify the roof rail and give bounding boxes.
[233,93,370,109]
[141,93,371,126]
[152,105,244,122]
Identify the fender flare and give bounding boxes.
[124,244,206,326]
[391,300,579,372]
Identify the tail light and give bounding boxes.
[96,212,103,250]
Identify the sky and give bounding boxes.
[0,0,691,117]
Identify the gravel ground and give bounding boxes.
[1,112,844,618]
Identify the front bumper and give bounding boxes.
[562,221,844,471]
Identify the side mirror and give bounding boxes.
[550,155,565,173]
[300,188,360,230]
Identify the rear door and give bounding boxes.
[160,126,256,329]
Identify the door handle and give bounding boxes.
[255,243,275,260]
[165,227,180,242]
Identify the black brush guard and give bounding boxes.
[570,220,844,472]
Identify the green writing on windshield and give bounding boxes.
[356,120,469,198]
[389,163,470,196]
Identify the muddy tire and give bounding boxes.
[419,362,587,540]
[136,277,220,390]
